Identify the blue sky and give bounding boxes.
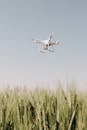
[0,0,87,89]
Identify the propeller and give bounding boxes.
[50,35,53,40]
[48,34,53,41]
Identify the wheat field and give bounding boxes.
[0,83,87,130]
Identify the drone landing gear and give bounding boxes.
[40,46,55,53]
[48,49,54,52]
[48,46,55,52]
[40,50,46,53]
[40,49,54,53]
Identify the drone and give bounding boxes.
[32,35,61,53]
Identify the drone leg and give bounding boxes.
[52,45,54,51]
[48,46,55,52]
[39,44,42,51]
[39,45,46,53]
[48,49,54,52]
[40,50,46,53]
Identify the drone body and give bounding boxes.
[32,35,61,53]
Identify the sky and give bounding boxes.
[0,0,87,89]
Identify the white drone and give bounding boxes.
[32,35,61,53]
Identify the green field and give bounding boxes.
[0,83,87,130]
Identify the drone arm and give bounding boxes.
[55,41,61,45]
[32,39,43,44]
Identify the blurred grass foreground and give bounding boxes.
[0,83,87,130]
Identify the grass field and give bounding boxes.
[0,83,87,130]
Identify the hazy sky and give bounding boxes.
[0,0,87,89]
